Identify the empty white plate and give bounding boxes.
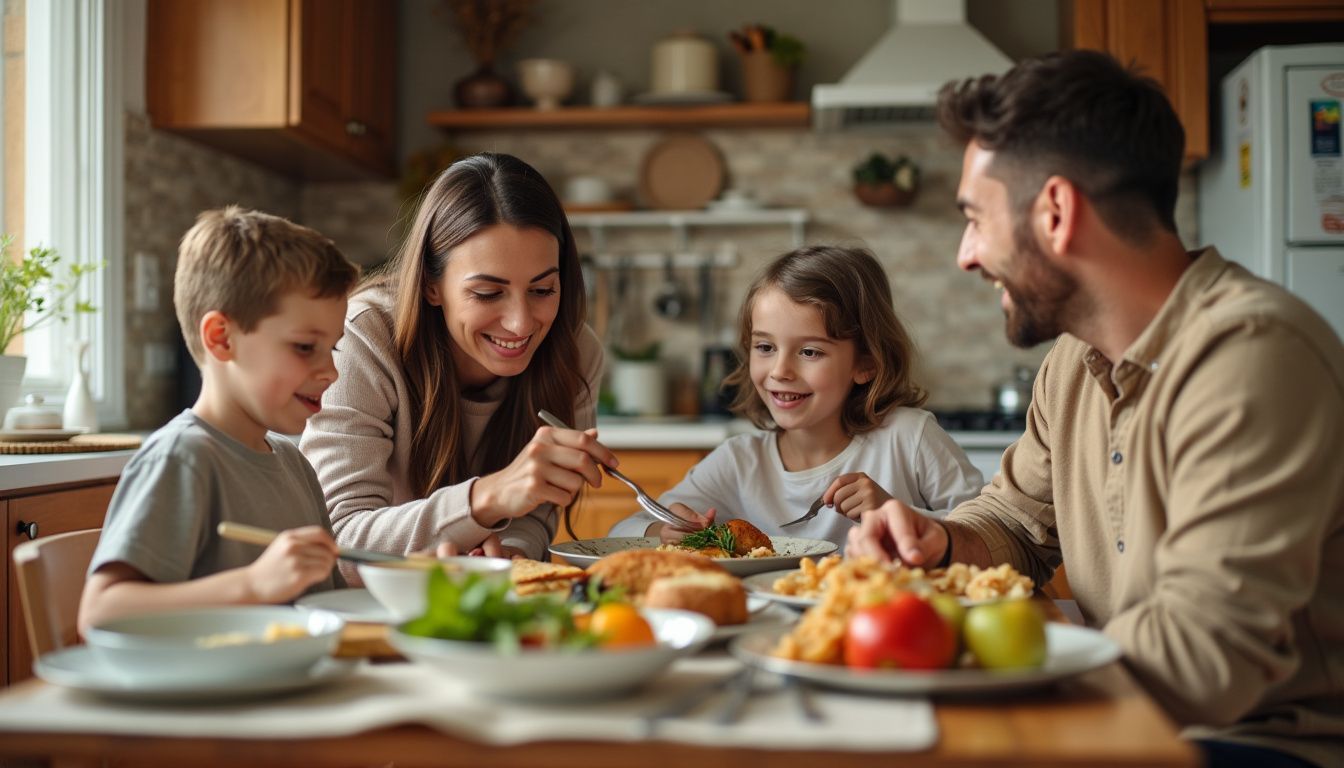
[36,646,356,703]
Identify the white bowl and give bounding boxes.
[517,58,575,110]
[389,608,713,700]
[357,557,513,622]
[84,605,343,685]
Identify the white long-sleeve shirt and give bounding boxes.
[609,408,985,550]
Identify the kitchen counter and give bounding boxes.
[0,451,136,494]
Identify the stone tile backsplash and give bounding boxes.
[123,113,1199,427]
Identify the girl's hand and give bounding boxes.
[651,505,716,545]
[244,526,338,603]
[471,426,617,525]
[825,472,895,521]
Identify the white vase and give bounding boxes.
[609,360,667,417]
[0,354,26,426]
[63,341,98,432]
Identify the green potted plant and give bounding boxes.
[0,234,100,413]
[852,152,921,208]
[730,24,806,103]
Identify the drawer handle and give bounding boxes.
[15,520,38,540]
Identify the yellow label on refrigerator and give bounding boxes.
[1239,141,1252,188]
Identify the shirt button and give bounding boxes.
[1117,540,1125,553]
[1148,361,1160,372]
[1111,450,1123,464]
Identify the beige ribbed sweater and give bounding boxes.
[300,285,603,570]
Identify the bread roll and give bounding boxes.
[586,549,728,597]
[644,571,748,626]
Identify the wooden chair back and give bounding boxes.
[12,528,101,658]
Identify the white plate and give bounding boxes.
[296,588,395,624]
[633,90,733,106]
[710,600,797,643]
[0,428,87,442]
[730,623,1121,695]
[742,569,1001,609]
[390,608,713,700]
[36,646,357,703]
[550,536,838,577]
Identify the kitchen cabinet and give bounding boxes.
[1066,0,1344,165]
[555,450,706,544]
[2,480,117,687]
[146,0,397,180]
[1065,0,1209,162]
[427,102,810,131]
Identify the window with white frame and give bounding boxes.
[9,0,125,426]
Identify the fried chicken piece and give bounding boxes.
[725,518,773,556]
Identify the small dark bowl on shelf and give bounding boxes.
[853,182,917,208]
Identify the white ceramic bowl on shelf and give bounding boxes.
[357,556,512,621]
[517,58,575,110]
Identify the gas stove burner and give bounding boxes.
[931,409,1026,433]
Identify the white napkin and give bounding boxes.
[0,656,937,752]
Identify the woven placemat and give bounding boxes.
[0,433,142,455]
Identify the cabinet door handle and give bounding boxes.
[15,520,38,540]
[345,120,367,136]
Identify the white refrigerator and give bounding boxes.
[1200,44,1344,341]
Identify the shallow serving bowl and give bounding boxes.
[357,556,513,621]
[83,605,343,685]
[388,607,713,700]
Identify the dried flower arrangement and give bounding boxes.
[442,0,535,66]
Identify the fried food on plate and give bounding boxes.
[511,559,585,596]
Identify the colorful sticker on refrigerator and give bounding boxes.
[1239,141,1251,188]
[1311,100,1341,157]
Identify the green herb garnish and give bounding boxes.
[678,523,736,554]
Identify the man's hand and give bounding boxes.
[846,499,949,566]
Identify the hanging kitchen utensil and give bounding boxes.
[653,254,687,319]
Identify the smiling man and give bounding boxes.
[846,50,1344,767]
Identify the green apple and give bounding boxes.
[927,593,967,635]
[963,598,1047,670]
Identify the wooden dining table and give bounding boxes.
[0,605,1200,768]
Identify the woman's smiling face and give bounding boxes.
[424,223,562,389]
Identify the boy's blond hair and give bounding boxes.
[174,206,359,365]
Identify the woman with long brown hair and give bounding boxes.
[301,153,610,563]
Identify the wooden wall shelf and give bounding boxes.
[426,102,810,131]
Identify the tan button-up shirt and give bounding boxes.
[946,248,1344,766]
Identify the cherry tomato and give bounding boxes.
[844,592,957,670]
[589,603,655,649]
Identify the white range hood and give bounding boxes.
[812,0,1014,131]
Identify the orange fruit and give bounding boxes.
[589,603,655,649]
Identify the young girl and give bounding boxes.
[608,245,984,550]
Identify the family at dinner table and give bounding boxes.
[69,49,1340,768]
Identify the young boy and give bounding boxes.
[79,206,360,633]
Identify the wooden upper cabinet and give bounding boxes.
[1204,0,1344,24]
[146,0,396,180]
[1065,0,1209,162]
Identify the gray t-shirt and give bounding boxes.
[89,410,343,593]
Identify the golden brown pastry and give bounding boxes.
[586,549,729,597]
[644,570,749,626]
[511,559,585,597]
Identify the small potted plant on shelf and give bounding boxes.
[0,234,101,413]
[852,152,921,208]
[729,24,806,103]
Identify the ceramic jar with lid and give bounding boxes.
[650,31,718,94]
[3,393,63,430]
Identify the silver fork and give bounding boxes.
[780,495,827,528]
[536,410,695,529]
